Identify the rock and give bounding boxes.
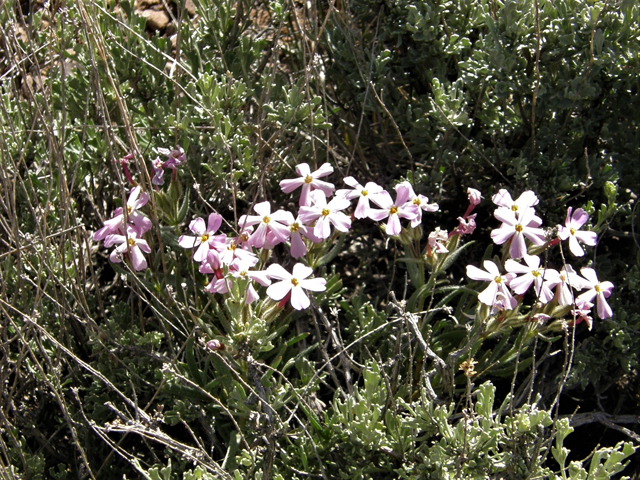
[184,0,196,16]
[141,10,170,32]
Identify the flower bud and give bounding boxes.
[206,339,225,351]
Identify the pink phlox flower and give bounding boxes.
[104,226,152,271]
[282,215,319,258]
[572,300,595,330]
[542,265,583,306]
[151,158,165,186]
[557,207,598,257]
[453,214,477,236]
[93,186,151,241]
[368,182,420,236]
[202,251,229,294]
[178,213,225,262]
[576,267,614,319]
[336,177,385,219]
[279,163,335,206]
[205,275,229,295]
[94,207,126,241]
[218,235,258,267]
[239,201,292,248]
[199,249,224,274]
[266,263,326,310]
[466,260,517,309]
[491,206,546,259]
[461,188,482,219]
[468,188,482,206]
[229,258,272,304]
[403,183,439,228]
[493,189,542,227]
[262,211,296,249]
[152,147,186,186]
[298,190,352,240]
[157,146,186,168]
[505,254,556,303]
[427,227,449,254]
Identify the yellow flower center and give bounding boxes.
[228,242,237,251]
[239,271,247,277]
[304,175,313,184]
[570,228,576,236]
[595,284,601,293]
[361,189,368,196]
[494,276,502,284]
[263,216,271,224]
[291,278,299,287]
[512,205,518,212]
[290,222,300,233]
[240,232,250,242]
[321,208,330,217]
[201,234,209,243]
[390,206,398,215]
[127,238,136,247]
[127,206,133,214]
[515,224,523,232]
[532,270,541,277]
[413,198,421,206]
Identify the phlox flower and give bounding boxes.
[427,228,449,254]
[298,190,352,240]
[151,158,165,186]
[505,254,556,303]
[468,188,482,206]
[368,181,420,236]
[239,201,291,248]
[542,265,583,306]
[229,259,271,304]
[557,207,597,257]
[283,215,321,258]
[279,163,335,206]
[157,146,186,167]
[466,260,517,309]
[93,186,151,241]
[404,184,439,228]
[202,250,229,294]
[576,268,614,319]
[336,177,385,219]
[152,146,186,186]
[178,213,225,262]
[461,188,481,219]
[572,300,595,330]
[199,248,224,275]
[266,263,326,310]
[104,227,152,271]
[492,189,541,222]
[454,214,477,236]
[218,235,258,267]
[491,207,546,259]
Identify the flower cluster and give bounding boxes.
[172,162,444,309]
[467,190,613,327]
[93,186,153,271]
[94,159,449,310]
[94,151,614,325]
